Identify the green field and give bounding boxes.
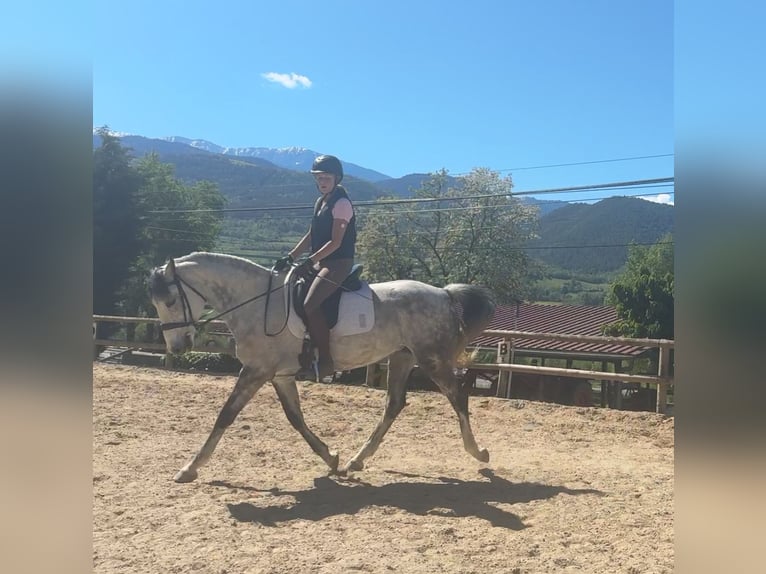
[529,275,612,306]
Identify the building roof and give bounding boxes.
[471,303,650,359]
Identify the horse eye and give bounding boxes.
[165,297,177,308]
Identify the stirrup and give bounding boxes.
[317,357,335,381]
[295,363,319,382]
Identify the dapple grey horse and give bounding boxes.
[148,252,496,483]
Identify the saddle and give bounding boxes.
[292,263,365,329]
[291,264,366,374]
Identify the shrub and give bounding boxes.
[168,352,241,373]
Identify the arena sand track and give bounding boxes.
[93,363,674,573]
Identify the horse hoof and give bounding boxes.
[345,459,364,473]
[328,451,339,473]
[173,468,198,483]
[477,448,490,463]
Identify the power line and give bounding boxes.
[510,178,672,196]
[524,240,673,251]
[495,153,674,173]
[146,177,674,215]
[146,221,674,253]
[147,187,674,224]
[218,240,674,259]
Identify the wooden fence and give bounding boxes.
[93,315,674,413]
[469,330,674,414]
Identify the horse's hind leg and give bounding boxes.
[271,375,339,472]
[174,366,267,483]
[420,358,490,464]
[344,349,416,473]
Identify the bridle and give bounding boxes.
[157,264,291,335]
[158,274,210,332]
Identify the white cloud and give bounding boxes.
[261,72,312,89]
[642,193,674,205]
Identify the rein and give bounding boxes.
[159,260,370,335]
[160,270,288,333]
[263,265,296,337]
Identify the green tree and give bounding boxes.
[93,127,144,316]
[135,153,225,264]
[93,131,227,326]
[121,153,226,320]
[357,168,538,303]
[603,234,674,338]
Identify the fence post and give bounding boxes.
[656,343,670,414]
[365,364,378,387]
[495,339,510,398]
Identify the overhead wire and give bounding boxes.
[146,177,674,216]
[141,150,674,256]
[490,153,674,173]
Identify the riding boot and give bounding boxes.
[310,311,335,380]
[294,311,335,382]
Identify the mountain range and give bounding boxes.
[529,196,674,273]
[94,131,673,274]
[165,136,394,182]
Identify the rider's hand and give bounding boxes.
[273,254,293,272]
[295,258,316,278]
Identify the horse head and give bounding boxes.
[148,258,207,354]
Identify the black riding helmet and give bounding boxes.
[310,154,343,183]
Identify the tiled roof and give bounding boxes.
[471,303,649,358]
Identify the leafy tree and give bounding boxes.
[357,168,538,303]
[93,127,144,316]
[121,153,226,320]
[93,130,226,342]
[603,234,674,338]
[135,153,225,265]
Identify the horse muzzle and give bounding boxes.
[168,332,194,354]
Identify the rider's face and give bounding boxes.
[313,173,336,194]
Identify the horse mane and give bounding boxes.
[176,251,268,273]
[149,252,268,297]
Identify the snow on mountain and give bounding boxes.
[94,128,391,180]
[163,136,391,181]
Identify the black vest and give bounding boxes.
[310,185,356,261]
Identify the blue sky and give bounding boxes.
[92,1,673,203]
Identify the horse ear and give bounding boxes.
[165,258,177,280]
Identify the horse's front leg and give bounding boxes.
[271,375,339,473]
[174,366,267,483]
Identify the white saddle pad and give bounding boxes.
[287,282,375,340]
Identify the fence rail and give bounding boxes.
[472,330,673,413]
[93,315,674,413]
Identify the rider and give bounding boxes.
[274,154,356,381]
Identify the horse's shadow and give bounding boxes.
[217,468,603,531]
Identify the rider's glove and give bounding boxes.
[273,254,293,272]
[294,258,316,279]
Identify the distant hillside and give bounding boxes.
[93,133,385,207]
[521,197,570,217]
[94,134,221,159]
[530,196,674,273]
[94,132,568,214]
[159,152,385,207]
[375,173,463,197]
[94,133,391,182]
[93,131,670,275]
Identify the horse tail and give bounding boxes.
[443,284,496,343]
